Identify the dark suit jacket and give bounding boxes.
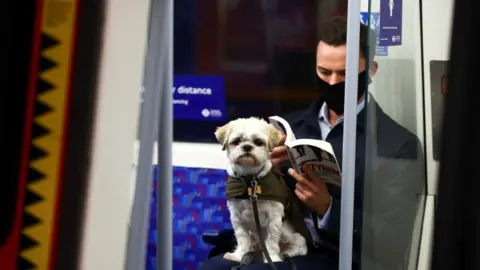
[280,95,426,269]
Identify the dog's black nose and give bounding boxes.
[242,144,253,152]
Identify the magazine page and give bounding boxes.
[268,116,296,144]
[285,139,341,186]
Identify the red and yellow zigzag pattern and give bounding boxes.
[19,0,79,269]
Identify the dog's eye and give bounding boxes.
[253,139,265,146]
[231,138,241,145]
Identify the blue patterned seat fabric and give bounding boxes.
[146,165,232,270]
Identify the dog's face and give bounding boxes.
[215,117,283,175]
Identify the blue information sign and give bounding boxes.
[379,0,402,46]
[361,12,389,56]
[173,75,226,121]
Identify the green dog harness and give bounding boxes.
[226,169,313,245]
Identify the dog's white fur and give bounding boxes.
[215,117,308,263]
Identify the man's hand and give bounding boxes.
[288,167,331,215]
[270,135,288,168]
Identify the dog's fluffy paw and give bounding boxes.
[223,252,241,262]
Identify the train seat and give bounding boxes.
[147,165,232,270]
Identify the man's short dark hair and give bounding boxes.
[318,16,376,66]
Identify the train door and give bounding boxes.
[2,0,150,269]
[1,1,106,269]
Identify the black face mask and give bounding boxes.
[315,71,369,115]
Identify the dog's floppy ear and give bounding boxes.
[267,125,283,151]
[215,123,231,150]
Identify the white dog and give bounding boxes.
[215,117,309,263]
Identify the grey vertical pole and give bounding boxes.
[156,0,173,269]
[338,1,362,270]
[124,0,173,269]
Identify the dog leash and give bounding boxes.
[250,178,280,270]
[249,178,297,270]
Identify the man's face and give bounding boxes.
[316,41,375,85]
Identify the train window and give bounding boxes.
[173,0,329,143]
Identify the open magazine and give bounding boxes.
[269,116,342,187]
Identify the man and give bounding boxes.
[200,16,425,270]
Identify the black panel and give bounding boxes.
[432,0,480,269]
[0,0,36,247]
